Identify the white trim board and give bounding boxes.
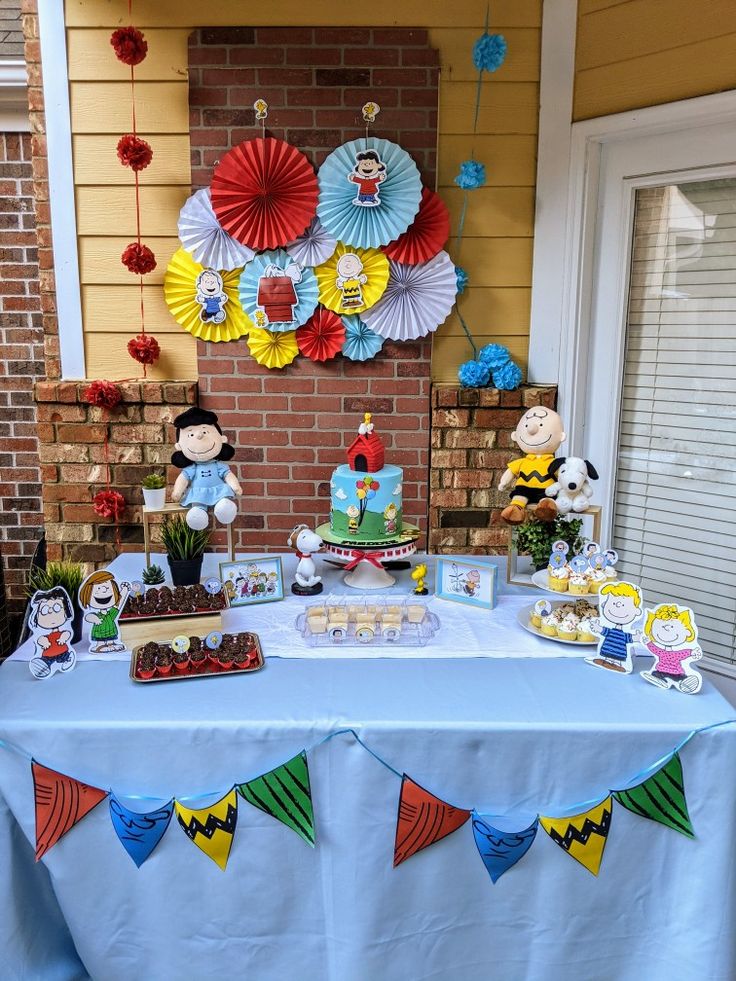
[0,60,29,130]
[37,0,85,379]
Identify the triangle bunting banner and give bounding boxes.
[472,813,539,883]
[540,798,613,876]
[109,793,174,867]
[175,789,238,871]
[393,775,471,867]
[614,753,694,838]
[237,750,315,847]
[33,760,108,862]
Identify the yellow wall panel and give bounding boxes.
[82,285,179,333]
[445,288,531,333]
[438,135,537,187]
[67,28,191,81]
[445,187,535,238]
[73,135,192,186]
[76,186,190,236]
[85,331,197,381]
[78,237,180,284]
[70,81,190,133]
[432,28,540,82]
[439,81,539,134]
[449,239,533,288]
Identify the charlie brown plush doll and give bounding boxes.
[498,406,566,524]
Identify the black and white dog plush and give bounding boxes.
[545,457,599,514]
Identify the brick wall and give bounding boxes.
[0,131,43,613]
[190,27,439,549]
[429,384,558,554]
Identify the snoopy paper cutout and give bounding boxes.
[639,603,703,694]
[585,581,643,675]
[79,571,130,654]
[28,587,77,680]
[348,149,387,207]
[195,268,228,324]
[256,261,302,325]
[335,252,368,310]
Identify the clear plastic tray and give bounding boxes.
[295,595,440,648]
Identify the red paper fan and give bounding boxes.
[296,307,345,362]
[211,137,318,251]
[383,188,450,265]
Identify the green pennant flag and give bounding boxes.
[237,751,315,847]
[614,753,694,838]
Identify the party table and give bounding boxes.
[1,555,735,981]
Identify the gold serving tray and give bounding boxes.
[129,633,264,683]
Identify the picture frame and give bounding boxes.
[219,557,284,607]
[435,558,497,610]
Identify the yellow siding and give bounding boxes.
[65,1,541,383]
[575,0,736,120]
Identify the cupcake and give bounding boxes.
[557,614,579,641]
[547,565,570,592]
[588,568,606,593]
[540,613,558,637]
[531,600,551,628]
[569,572,590,595]
[577,617,598,643]
[155,648,172,676]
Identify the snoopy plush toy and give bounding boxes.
[545,457,599,514]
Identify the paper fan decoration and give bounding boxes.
[362,250,458,341]
[341,314,384,362]
[239,250,318,332]
[178,189,255,270]
[315,243,389,316]
[286,217,337,267]
[296,307,346,362]
[317,138,422,249]
[384,187,450,264]
[211,136,318,251]
[164,247,252,343]
[247,328,299,370]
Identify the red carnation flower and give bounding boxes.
[110,26,148,66]
[93,489,126,521]
[128,333,161,366]
[117,134,153,172]
[82,379,123,411]
[121,242,157,275]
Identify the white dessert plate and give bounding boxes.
[516,603,597,646]
[531,569,601,601]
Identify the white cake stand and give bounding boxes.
[315,524,420,589]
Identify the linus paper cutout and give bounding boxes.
[28,586,77,681]
[109,794,174,867]
[614,753,694,838]
[33,761,108,861]
[175,790,238,871]
[540,798,612,876]
[348,149,387,207]
[394,775,471,867]
[237,750,315,847]
[640,603,703,694]
[195,268,228,324]
[585,581,644,676]
[472,813,538,883]
[78,571,130,654]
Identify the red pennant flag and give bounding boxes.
[33,761,108,861]
[394,775,471,867]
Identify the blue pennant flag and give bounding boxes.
[472,812,539,883]
[109,793,174,868]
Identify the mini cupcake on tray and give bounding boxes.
[540,611,558,637]
[577,616,599,643]
[568,555,591,595]
[530,599,552,629]
[604,548,619,579]
[557,613,579,641]
[547,541,570,591]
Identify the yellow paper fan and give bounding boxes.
[247,328,299,369]
[315,242,389,316]
[164,246,252,342]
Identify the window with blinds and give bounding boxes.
[613,179,736,664]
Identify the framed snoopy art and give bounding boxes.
[435,558,497,611]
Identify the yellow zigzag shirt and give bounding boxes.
[507,453,555,491]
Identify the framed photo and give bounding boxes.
[435,558,497,610]
[219,557,284,607]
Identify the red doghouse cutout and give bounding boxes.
[257,275,298,323]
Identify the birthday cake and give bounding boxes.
[329,414,403,543]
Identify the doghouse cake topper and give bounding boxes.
[171,407,242,530]
[347,412,385,473]
[498,407,566,524]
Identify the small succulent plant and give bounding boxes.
[142,563,166,585]
[142,473,166,490]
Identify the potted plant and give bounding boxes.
[142,472,166,509]
[515,516,585,572]
[160,514,209,587]
[27,561,85,642]
[142,563,166,585]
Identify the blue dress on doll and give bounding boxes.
[181,462,234,507]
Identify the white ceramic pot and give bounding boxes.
[142,486,166,510]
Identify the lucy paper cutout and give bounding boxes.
[640,603,703,694]
[195,268,228,324]
[28,587,77,681]
[348,149,387,207]
[79,570,130,654]
[585,581,643,675]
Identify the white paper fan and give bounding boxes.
[286,217,337,267]
[177,188,255,271]
[361,250,458,340]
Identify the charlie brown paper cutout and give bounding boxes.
[175,789,238,871]
[79,571,130,654]
[640,603,703,694]
[585,581,643,675]
[28,587,77,680]
[614,753,694,838]
[472,813,538,883]
[109,794,174,867]
[393,775,471,867]
[336,252,368,309]
[540,798,612,876]
[237,751,315,846]
[33,761,108,861]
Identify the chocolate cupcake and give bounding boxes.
[155,648,173,676]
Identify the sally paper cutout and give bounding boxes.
[640,603,703,694]
[33,761,108,861]
[614,753,694,838]
[109,794,174,867]
[175,790,238,870]
[472,813,538,882]
[238,751,315,846]
[28,586,77,681]
[540,798,612,876]
[394,775,470,867]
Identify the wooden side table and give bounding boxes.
[507,504,603,587]
[142,503,235,567]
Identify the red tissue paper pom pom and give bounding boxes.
[116,134,153,172]
[82,380,123,410]
[110,26,148,66]
[127,333,161,366]
[121,242,157,275]
[93,490,126,521]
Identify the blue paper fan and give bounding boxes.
[239,249,318,332]
[317,138,422,249]
[341,314,384,362]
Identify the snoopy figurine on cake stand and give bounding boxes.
[288,524,324,596]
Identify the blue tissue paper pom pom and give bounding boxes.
[478,343,511,369]
[472,33,507,73]
[458,359,491,388]
[454,160,486,190]
[455,266,468,294]
[493,360,523,391]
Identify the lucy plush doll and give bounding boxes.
[171,407,242,531]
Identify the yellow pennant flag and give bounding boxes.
[175,789,238,871]
[540,797,612,876]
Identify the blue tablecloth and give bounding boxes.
[1,557,735,981]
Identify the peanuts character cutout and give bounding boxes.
[195,269,228,324]
[346,503,360,534]
[79,571,130,654]
[28,587,77,680]
[498,407,567,524]
[348,150,387,207]
[463,569,481,597]
[383,502,398,535]
[335,252,368,310]
[585,581,643,675]
[640,604,703,694]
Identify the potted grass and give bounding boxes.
[27,561,85,642]
[141,472,166,509]
[515,516,585,571]
[160,514,209,587]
